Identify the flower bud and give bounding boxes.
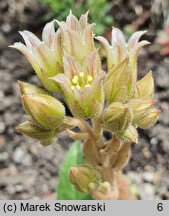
[21,94,65,129]
[104,59,127,104]
[18,81,47,95]
[19,82,49,115]
[128,99,156,123]
[16,121,57,146]
[91,181,119,200]
[103,102,133,132]
[137,109,160,129]
[112,143,131,171]
[96,181,111,194]
[69,164,103,193]
[117,125,138,143]
[104,58,135,104]
[40,137,57,146]
[16,121,54,139]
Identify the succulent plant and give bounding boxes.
[10,12,160,200]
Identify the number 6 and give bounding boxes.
[157,203,163,211]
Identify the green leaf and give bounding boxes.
[41,0,114,35]
[57,141,92,200]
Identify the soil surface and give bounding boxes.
[0,0,169,200]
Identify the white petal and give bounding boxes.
[112,27,126,47]
[128,31,147,48]
[32,43,57,77]
[52,29,63,65]
[111,27,127,64]
[19,30,41,51]
[66,11,79,30]
[95,36,113,70]
[79,11,89,29]
[42,20,55,46]
[63,52,81,79]
[83,50,101,78]
[9,42,41,74]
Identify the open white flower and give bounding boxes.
[52,50,105,118]
[10,21,63,92]
[96,27,150,73]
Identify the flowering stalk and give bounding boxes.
[11,11,160,200]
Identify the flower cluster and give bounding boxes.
[11,12,160,200]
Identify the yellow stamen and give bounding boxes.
[87,75,93,82]
[79,72,84,78]
[76,85,81,89]
[72,75,79,84]
[71,86,75,91]
[85,84,91,88]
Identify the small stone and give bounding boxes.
[13,148,25,164]
[139,183,155,200]
[143,172,154,183]
[0,91,4,100]
[0,1,7,10]
[0,122,5,133]
[159,110,169,125]
[143,147,152,159]
[150,137,158,145]
[1,23,11,33]
[22,154,32,166]
[156,185,168,199]
[6,185,15,195]
[155,64,169,90]
[0,33,8,49]
[15,184,23,193]
[0,152,9,166]
[0,135,5,146]
[149,125,169,153]
[128,172,142,184]
[42,192,55,200]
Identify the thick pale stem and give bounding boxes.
[83,138,101,165]
[66,129,88,140]
[102,165,114,183]
[64,116,95,137]
[66,116,133,200]
[92,116,104,147]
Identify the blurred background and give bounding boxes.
[0,0,169,200]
